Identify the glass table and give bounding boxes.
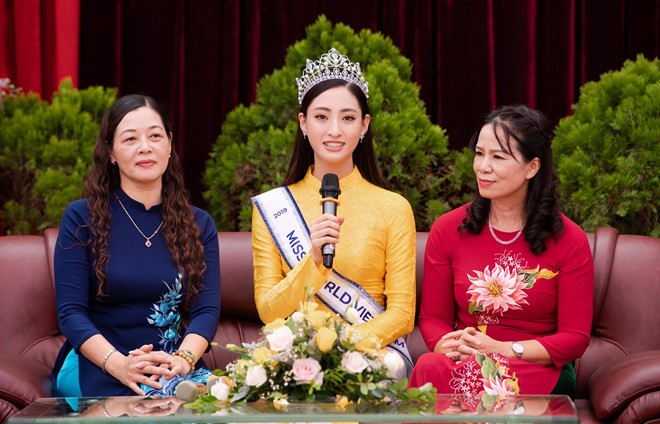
[9,394,578,423]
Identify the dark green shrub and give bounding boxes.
[0,78,117,234]
[203,16,472,231]
[553,55,660,237]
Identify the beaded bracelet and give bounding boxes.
[101,348,117,373]
[172,350,195,373]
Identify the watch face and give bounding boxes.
[513,342,524,355]
[513,401,525,415]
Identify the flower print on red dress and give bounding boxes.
[448,250,559,398]
[467,263,529,315]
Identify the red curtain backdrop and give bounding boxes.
[1,0,79,97]
[2,0,659,207]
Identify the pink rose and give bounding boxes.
[292,358,323,385]
[266,325,295,352]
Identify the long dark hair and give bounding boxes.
[458,104,563,254]
[84,94,206,311]
[282,79,390,189]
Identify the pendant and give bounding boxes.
[145,240,152,248]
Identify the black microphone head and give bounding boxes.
[320,173,341,198]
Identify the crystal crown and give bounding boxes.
[296,48,369,105]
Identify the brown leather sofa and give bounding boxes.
[0,228,658,423]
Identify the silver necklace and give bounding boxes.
[115,195,164,248]
[488,216,524,245]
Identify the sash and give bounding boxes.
[252,187,413,377]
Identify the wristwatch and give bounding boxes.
[513,400,525,415]
[512,341,524,359]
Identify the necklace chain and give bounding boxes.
[115,195,164,248]
[488,216,524,245]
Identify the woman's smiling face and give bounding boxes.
[110,106,172,192]
[473,123,539,204]
[298,85,370,178]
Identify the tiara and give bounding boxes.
[296,48,369,105]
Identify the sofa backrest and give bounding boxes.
[203,232,262,370]
[576,228,660,397]
[0,230,63,370]
[1,228,658,399]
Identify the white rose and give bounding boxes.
[245,365,267,387]
[291,311,305,323]
[341,351,369,374]
[266,325,295,352]
[383,351,406,379]
[209,379,230,401]
[212,408,229,416]
[345,307,361,324]
[339,325,351,343]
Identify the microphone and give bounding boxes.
[319,173,341,268]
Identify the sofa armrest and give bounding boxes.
[588,350,660,421]
[616,391,660,424]
[0,354,53,409]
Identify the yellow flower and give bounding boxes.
[273,398,289,410]
[354,335,381,354]
[315,326,338,352]
[307,310,333,330]
[252,346,276,364]
[234,359,251,375]
[263,318,286,331]
[299,300,319,314]
[336,395,350,410]
[219,375,233,389]
[347,325,382,353]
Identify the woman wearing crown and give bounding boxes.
[251,48,416,373]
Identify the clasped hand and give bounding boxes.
[439,327,498,363]
[101,396,185,417]
[107,344,191,395]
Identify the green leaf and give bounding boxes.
[479,356,500,379]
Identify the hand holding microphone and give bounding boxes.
[319,174,341,268]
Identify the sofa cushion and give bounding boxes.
[615,391,660,424]
[0,354,53,408]
[588,350,660,420]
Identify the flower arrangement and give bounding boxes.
[0,78,23,111]
[188,299,435,411]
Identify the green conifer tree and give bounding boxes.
[203,16,472,231]
[553,55,660,237]
[0,79,117,234]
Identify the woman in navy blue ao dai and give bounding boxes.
[52,94,220,397]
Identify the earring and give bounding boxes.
[110,159,116,165]
[359,135,364,144]
[303,132,307,140]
